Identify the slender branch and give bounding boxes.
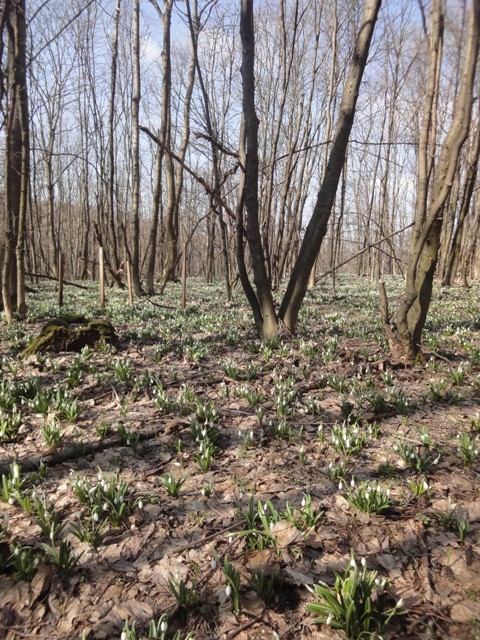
[139,124,237,222]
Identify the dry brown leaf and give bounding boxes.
[270,519,305,548]
[450,600,480,623]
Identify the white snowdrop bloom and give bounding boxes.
[345,439,351,449]
[350,477,355,488]
[228,535,233,544]
[160,620,168,633]
[238,430,242,438]
[423,481,429,490]
[103,502,109,511]
[361,557,366,568]
[249,430,254,439]
[386,489,391,498]
[338,481,344,491]
[137,500,143,510]
[350,558,356,568]
[365,492,370,501]
[8,497,15,505]
[225,585,232,597]
[121,632,127,640]
[211,559,217,570]
[93,512,99,522]
[397,598,404,608]
[410,452,415,459]
[326,613,334,625]
[301,496,306,508]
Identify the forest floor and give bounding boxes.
[0,276,479,640]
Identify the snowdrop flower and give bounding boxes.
[361,557,366,568]
[338,481,344,491]
[326,613,334,625]
[93,511,99,522]
[225,584,232,597]
[397,598,404,608]
[350,558,356,568]
[423,480,429,491]
[350,477,355,488]
[121,632,127,640]
[301,496,306,508]
[137,500,143,510]
[160,620,168,633]
[103,502,109,511]
[211,559,217,570]
[8,497,15,505]
[228,535,233,544]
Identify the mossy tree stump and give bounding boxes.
[22,317,118,357]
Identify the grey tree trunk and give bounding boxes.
[1,0,29,321]
[279,0,382,332]
[131,0,142,295]
[384,0,480,360]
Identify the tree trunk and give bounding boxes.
[2,0,29,322]
[279,0,382,332]
[391,0,479,359]
[240,0,278,337]
[442,120,480,286]
[131,0,142,295]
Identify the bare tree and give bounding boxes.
[380,0,480,359]
[1,0,30,321]
[131,0,142,295]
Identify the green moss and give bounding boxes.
[22,318,118,357]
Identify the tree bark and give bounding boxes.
[392,0,480,359]
[2,0,29,321]
[239,0,279,336]
[279,0,382,332]
[131,0,143,295]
